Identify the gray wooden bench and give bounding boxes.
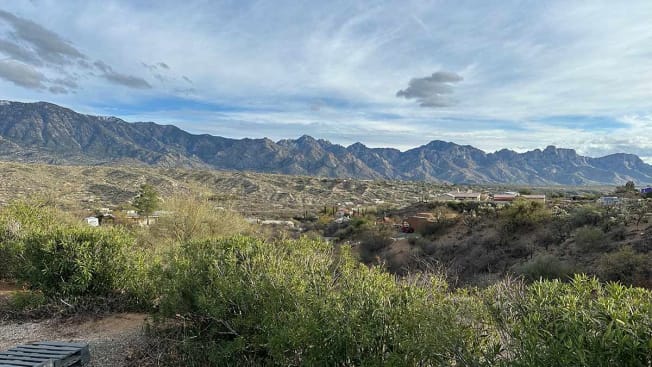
[0,341,90,367]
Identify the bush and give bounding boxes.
[487,275,652,367]
[500,200,550,234]
[18,226,134,298]
[7,291,47,312]
[574,226,607,252]
[152,236,496,366]
[142,194,253,246]
[357,228,393,263]
[513,254,573,281]
[0,201,71,279]
[446,201,480,213]
[419,219,455,237]
[597,246,651,287]
[569,206,603,228]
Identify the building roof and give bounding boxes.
[493,194,517,201]
[447,192,481,198]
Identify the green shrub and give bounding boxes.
[569,206,603,228]
[142,194,253,246]
[574,226,607,252]
[357,228,394,263]
[152,236,497,366]
[597,246,651,287]
[0,201,70,279]
[19,226,134,298]
[487,275,652,367]
[7,291,47,311]
[514,254,574,281]
[500,200,550,234]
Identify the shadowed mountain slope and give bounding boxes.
[1,100,651,185]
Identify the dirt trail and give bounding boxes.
[0,306,147,367]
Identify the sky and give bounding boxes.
[1,1,652,162]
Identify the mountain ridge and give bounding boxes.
[1,100,651,185]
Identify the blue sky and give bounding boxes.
[1,1,652,162]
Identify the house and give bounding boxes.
[492,194,518,202]
[597,196,621,206]
[445,191,482,201]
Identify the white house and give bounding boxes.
[597,196,621,206]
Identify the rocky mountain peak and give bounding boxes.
[1,100,651,185]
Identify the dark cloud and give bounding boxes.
[0,10,152,92]
[142,61,170,71]
[48,85,68,94]
[0,38,42,65]
[182,75,192,84]
[142,61,180,85]
[77,59,92,69]
[103,70,152,89]
[141,62,157,71]
[52,76,78,89]
[0,59,47,89]
[95,60,151,89]
[0,9,85,65]
[396,71,463,107]
[93,60,111,73]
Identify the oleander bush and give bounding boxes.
[152,236,499,366]
[486,275,652,367]
[18,226,134,298]
[0,200,69,279]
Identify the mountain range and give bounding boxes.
[1,100,651,185]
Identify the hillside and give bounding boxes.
[0,161,453,216]
[2,100,652,185]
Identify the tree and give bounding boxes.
[133,184,160,225]
[625,180,636,192]
[462,209,480,233]
[631,199,652,229]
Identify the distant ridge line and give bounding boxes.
[1,100,651,185]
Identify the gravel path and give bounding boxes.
[0,313,148,367]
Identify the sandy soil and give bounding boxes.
[0,307,148,367]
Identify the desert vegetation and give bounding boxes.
[322,196,652,289]
[1,196,651,366]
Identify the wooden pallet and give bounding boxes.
[0,341,90,367]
